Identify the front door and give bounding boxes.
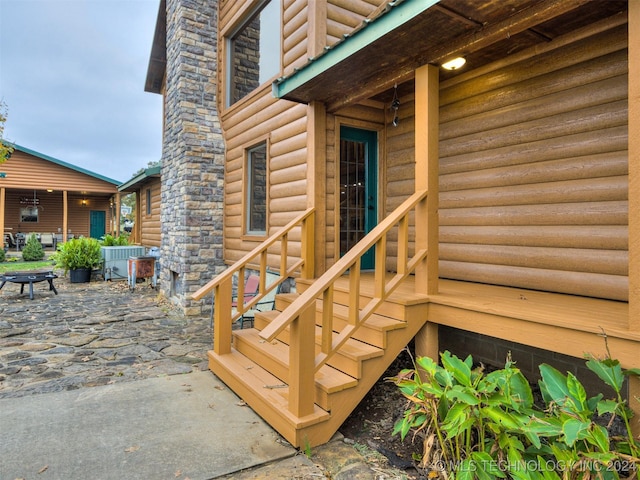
[89,210,106,239]
[339,126,378,270]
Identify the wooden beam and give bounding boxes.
[414,64,439,295]
[62,190,68,242]
[307,0,327,59]
[629,0,639,331]
[0,187,5,248]
[628,0,640,433]
[308,101,326,276]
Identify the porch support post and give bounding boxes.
[289,304,316,417]
[0,187,5,246]
[307,101,325,277]
[114,192,121,236]
[414,64,439,295]
[62,190,68,242]
[629,0,639,332]
[414,64,440,363]
[627,0,640,435]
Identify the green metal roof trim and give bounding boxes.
[10,143,121,185]
[118,164,162,192]
[272,0,440,99]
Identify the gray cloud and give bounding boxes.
[0,0,163,183]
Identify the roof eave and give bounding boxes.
[272,0,440,103]
[118,165,162,192]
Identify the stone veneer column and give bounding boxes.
[161,0,225,315]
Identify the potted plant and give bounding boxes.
[52,237,102,283]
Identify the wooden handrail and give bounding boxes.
[260,189,429,378]
[192,207,315,301]
[191,208,315,356]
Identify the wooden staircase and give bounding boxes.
[192,189,433,448]
[208,275,429,447]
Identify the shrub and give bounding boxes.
[0,248,5,262]
[52,237,102,274]
[392,350,640,479]
[101,234,129,246]
[22,234,45,261]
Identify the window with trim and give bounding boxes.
[146,188,152,215]
[245,142,267,235]
[227,0,281,106]
[20,207,38,223]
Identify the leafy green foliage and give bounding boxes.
[0,247,5,262]
[392,350,640,479]
[0,100,14,163]
[21,234,45,261]
[51,237,102,274]
[100,234,129,246]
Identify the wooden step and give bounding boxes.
[232,328,358,411]
[208,349,330,447]
[251,311,384,378]
[295,276,429,319]
[274,293,406,349]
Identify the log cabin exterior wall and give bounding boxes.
[438,20,628,302]
[202,0,640,445]
[372,20,628,303]
[218,0,388,271]
[1,146,119,241]
[140,179,162,247]
[120,173,162,248]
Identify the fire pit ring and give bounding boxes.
[0,271,58,300]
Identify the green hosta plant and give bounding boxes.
[392,350,640,479]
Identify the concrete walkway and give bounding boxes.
[0,370,299,479]
[0,272,387,479]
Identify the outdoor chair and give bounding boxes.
[39,233,56,249]
[231,272,285,329]
[4,232,16,249]
[231,274,260,328]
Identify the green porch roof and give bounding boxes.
[118,164,162,192]
[272,0,439,102]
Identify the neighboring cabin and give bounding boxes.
[0,144,121,245]
[153,0,639,447]
[118,164,161,248]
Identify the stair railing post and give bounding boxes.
[213,278,233,355]
[288,304,316,418]
[301,210,315,280]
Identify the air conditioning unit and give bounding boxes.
[101,246,146,281]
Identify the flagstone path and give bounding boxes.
[0,275,212,398]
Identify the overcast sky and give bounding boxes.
[0,0,163,184]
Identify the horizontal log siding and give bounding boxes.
[438,23,628,301]
[222,90,308,265]
[326,0,384,47]
[283,0,307,73]
[140,179,161,248]
[1,150,119,193]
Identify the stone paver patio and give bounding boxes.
[0,273,212,398]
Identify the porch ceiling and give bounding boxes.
[274,0,627,111]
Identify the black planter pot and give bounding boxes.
[69,268,92,283]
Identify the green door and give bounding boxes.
[89,210,106,239]
[339,126,378,270]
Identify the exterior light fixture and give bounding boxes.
[390,84,400,127]
[81,199,87,206]
[441,57,466,70]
